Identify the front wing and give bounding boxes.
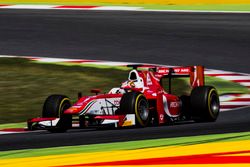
[27,114,136,130]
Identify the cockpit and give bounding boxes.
[109,70,145,94]
[124,70,144,90]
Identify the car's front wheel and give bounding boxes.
[43,94,72,132]
[120,92,150,127]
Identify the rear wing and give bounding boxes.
[126,64,204,88]
[156,66,204,88]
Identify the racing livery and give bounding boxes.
[28,65,220,132]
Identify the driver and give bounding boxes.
[121,80,136,89]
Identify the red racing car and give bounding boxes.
[28,65,220,132]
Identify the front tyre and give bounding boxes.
[43,95,72,132]
[191,86,220,122]
[120,92,150,127]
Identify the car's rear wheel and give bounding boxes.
[43,95,72,132]
[120,92,150,127]
[190,86,220,122]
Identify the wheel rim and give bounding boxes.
[210,92,220,116]
[138,98,149,121]
[60,102,71,117]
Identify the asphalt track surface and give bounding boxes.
[0,9,249,151]
[0,10,250,73]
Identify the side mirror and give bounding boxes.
[91,89,101,95]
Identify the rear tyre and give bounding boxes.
[190,86,220,122]
[120,92,150,127]
[43,95,72,132]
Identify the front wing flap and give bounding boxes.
[27,117,60,130]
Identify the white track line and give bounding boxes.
[220,101,250,106]
[238,94,250,98]
[31,57,95,62]
[92,6,142,11]
[0,130,26,135]
[0,5,57,9]
[0,131,19,135]
[219,95,240,102]
[238,82,250,87]
[0,55,18,58]
[0,130,45,135]
[85,61,139,66]
[215,76,250,80]
[205,70,250,76]
[0,5,250,14]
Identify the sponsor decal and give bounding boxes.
[160,114,164,121]
[174,67,190,73]
[113,100,120,105]
[146,73,153,85]
[158,67,190,74]
[122,120,132,126]
[170,101,181,108]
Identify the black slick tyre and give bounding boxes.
[190,86,220,122]
[120,92,150,127]
[42,94,72,132]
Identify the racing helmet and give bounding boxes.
[121,70,144,90]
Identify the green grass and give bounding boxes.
[0,131,249,159]
[142,4,250,11]
[0,122,26,129]
[0,57,248,125]
[0,58,128,124]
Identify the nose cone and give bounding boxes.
[64,96,89,115]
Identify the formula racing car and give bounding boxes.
[28,65,220,132]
